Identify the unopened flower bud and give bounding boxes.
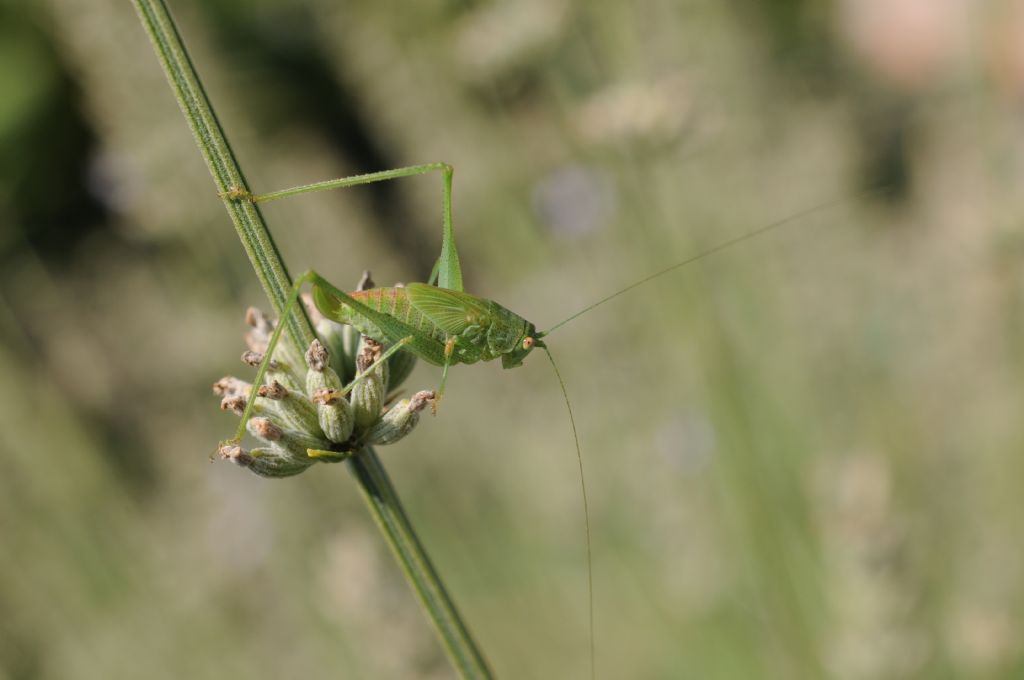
[352,343,386,431]
[248,416,283,441]
[241,350,302,393]
[219,443,312,478]
[310,388,355,443]
[365,390,435,445]
[247,417,329,461]
[256,381,322,435]
[305,341,352,443]
[306,340,344,392]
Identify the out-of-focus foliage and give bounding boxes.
[3,0,1024,678]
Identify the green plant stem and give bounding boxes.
[349,448,492,677]
[132,2,493,677]
[133,1,311,351]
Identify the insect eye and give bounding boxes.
[522,337,535,349]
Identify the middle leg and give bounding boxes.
[237,162,463,292]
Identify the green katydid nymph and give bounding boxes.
[218,162,603,673]
[225,163,550,408]
[220,161,870,678]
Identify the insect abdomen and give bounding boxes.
[347,287,448,344]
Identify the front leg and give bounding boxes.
[432,335,458,414]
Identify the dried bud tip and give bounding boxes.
[245,307,272,332]
[220,395,247,416]
[357,270,375,291]
[305,339,330,371]
[218,443,240,458]
[358,339,383,368]
[364,337,383,351]
[256,381,288,399]
[241,350,265,367]
[250,417,283,441]
[356,352,373,372]
[213,376,250,397]
[311,388,343,405]
[218,443,252,466]
[409,390,437,414]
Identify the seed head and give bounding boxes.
[216,303,436,478]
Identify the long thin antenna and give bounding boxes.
[544,189,882,336]
[543,346,595,680]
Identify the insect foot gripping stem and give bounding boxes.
[218,186,254,202]
[214,305,435,478]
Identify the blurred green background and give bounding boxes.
[3,0,1024,678]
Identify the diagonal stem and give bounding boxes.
[132,0,312,352]
[349,447,493,677]
[132,2,493,677]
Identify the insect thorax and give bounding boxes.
[486,305,530,356]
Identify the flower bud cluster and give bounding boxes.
[215,282,435,478]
